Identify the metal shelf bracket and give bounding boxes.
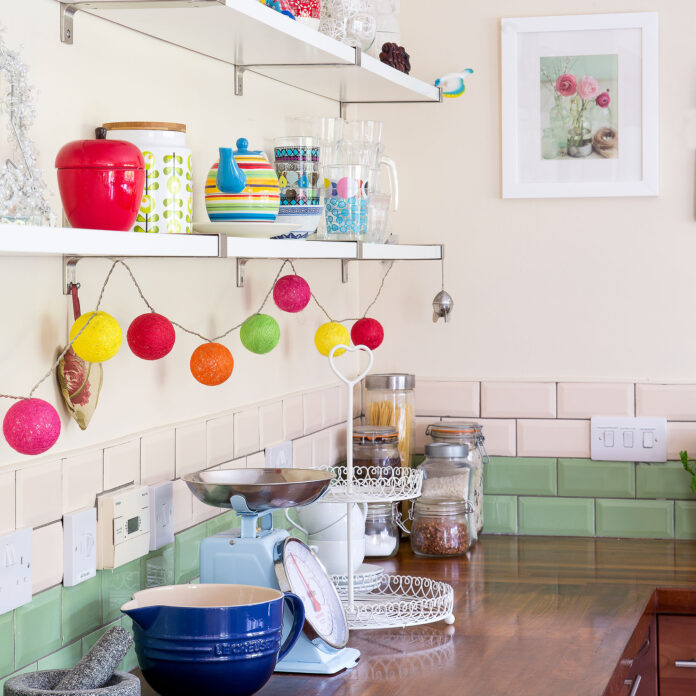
[63,256,80,294]
[237,258,248,287]
[60,3,77,44]
[235,66,245,97]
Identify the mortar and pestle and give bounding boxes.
[4,627,140,696]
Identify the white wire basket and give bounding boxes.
[323,465,423,503]
[332,573,454,630]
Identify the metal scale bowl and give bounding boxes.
[183,468,361,675]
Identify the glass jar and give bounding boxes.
[410,498,472,557]
[353,425,401,479]
[364,502,399,558]
[425,422,488,537]
[364,373,415,467]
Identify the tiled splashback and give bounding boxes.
[413,380,696,541]
[0,383,357,687]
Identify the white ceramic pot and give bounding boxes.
[309,538,366,575]
[285,501,367,542]
[103,121,193,234]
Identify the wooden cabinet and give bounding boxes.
[658,615,696,696]
[624,616,657,696]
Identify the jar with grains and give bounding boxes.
[425,422,489,537]
[353,425,401,479]
[410,498,472,557]
[364,502,399,558]
[364,373,415,467]
[417,442,479,544]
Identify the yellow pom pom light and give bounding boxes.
[314,322,350,357]
[69,311,123,363]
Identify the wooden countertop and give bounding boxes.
[138,536,696,696]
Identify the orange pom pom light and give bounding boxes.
[190,343,234,386]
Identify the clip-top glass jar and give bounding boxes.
[410,497,472,557]
[425,422,488,537]
[364,373,415,467]
[364,502,400,558]
[353,425,401,479]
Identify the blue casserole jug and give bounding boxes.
[121,583,305,696]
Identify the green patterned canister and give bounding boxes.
[103,122,193,233]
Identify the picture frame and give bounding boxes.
[501,12,658,198]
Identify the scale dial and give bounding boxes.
[275,537,349,649]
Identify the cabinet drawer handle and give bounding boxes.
[675,661,696,668]
[627,674,641,696]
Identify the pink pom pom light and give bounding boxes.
[3,398,61,455]
[273,275,311,313]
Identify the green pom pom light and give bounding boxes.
[240,314,280,354]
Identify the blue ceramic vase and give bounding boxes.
[121,584,305,696]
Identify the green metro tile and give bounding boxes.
[636,462,696,500]
[482,495,517,534]
[37,641,82,670]
[484,457,557,496]
[0,662,36,692]
[207,511,238,537]
[81,620,120,655]
[596,499,674,539]
[675,501,696,539]
[62,574,102,644]
[518,497,594,537]
[558,459,635,498]
[101,559,142,624]
[141,543,175,589]
[175,523,208,584]
[0,611,13,677]
[15,586,62,667]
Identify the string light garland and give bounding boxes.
[0,257,396,455]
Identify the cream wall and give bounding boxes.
[0,1,361,466]
[356,0,696,384]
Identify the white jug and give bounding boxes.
[285,501,367,542]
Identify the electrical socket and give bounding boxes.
[149,481,174,551]
[591,416,667,462]
[265,441,293,468]
[0,528,32,615]
[63,507,97,587]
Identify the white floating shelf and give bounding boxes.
[58,0,440,104]
[0,224,443,261]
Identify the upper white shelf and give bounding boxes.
[0,223,443,261]
[59,0,441,104]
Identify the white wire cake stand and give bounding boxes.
[323,464,423,503]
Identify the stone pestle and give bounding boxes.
[54,626,134,691]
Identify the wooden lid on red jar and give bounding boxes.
[55,127,145,170]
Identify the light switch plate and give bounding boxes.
[149,481,174,551]
[63,507,97,587]
[591,416,667,462]
[0,528,32,615]
[265,441,293,468]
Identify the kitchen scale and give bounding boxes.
[183,468,361,675]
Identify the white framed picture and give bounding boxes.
[501,12,658,198]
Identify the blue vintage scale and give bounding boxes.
[183,468,360,675]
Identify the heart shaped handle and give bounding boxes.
[328,343,374,387]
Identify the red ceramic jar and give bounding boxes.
[55,127,145,231]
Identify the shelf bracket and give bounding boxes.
[63,256,80,294]
[60,3,77,44]
[237,258,248,287]
[341,259,349,283]
[235,66,245,97]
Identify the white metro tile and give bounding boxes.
[557,383,634,419]
[206,415,235,468]
[246,452,266,468]
[16,459,62,528]
[234,408,260,457]
[303,391,324,435]
[667,422,696,460]
[32,522,63,594]
[353,383,362,418]
[219,457,246,470]
[103,440,140,490]
[637,384,696,421]
[283,395,304,441]
[517,420,590,458]
[0,470,15,535]
[416,381,480,417]
[192,493,219,524]
[260,403,284,449]
[312,431,332,469]
[293,436,314,468]
[441,418,517,457]
[322,387,341,428]
[175,423,206,477]
[141,430,175,485]
[330,424,348,466]
[415,417,433,455]
[172,478,193,533]
[481,382,556,419]
[62,450,103,514]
